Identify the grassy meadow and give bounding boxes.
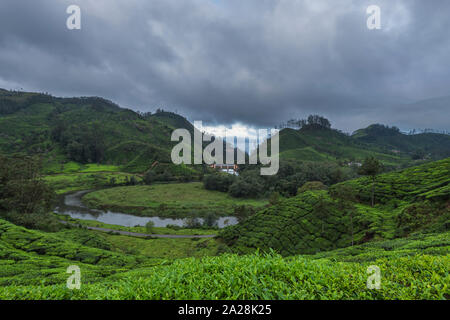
[82,182,267,217]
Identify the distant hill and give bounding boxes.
[219,158,450,255]
[275,125,409,167]
[352,124,450,159]
[0,90,193,173]
[1,89,449,173]
[274,122,450,168]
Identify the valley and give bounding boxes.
[0,89,448,300]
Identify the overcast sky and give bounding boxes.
[0,0,449,133]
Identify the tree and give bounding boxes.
[0,155,54,214]
[203,212,218,227]
[234,205,255,223]
[307,115,331,128]
[184,217,202,228]
[228,178,264,198]
[269,192,280,206]
[145,221,155,234]
[203,173,235,192]
[358,156,383,207]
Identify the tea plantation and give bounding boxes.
[219,158,449,255]
[0,221,448,299]
[0,158,448,300]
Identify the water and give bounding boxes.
[55,190,238,228]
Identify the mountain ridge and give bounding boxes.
[1,89,450,172]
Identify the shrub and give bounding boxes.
[145,221,155,234]
[203,173,236,192]
[298,181,327,193]
[184,217,202,229]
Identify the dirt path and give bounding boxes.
[60,221,217,239]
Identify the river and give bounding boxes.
[55,190,239,228]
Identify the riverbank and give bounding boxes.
[56,213,219,236]
[56,190,239,229]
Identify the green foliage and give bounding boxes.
[0,90,200,175]
[395,201,449,237]
[44,172,143,194]
[358,156,383,178]
[310,232,450,263]
[183,217,202,228]
[0,209,448,300]
[0,219,151,287]
[237,160,353,198]
[268,192,281,206]
[298,181,327,193]
[0,250,447,299]
[0,155,57,230]
[0,211,62,232]
[1,90,449,300]
[221,158,450,256]
[82,183,266,218]
[220,191,366,255]
[353,124,450,159]
[275,125,413,168]
[203,213,218,228]
[233,205,256,223]
[144,163,197,184]
[228,174,265,198]
[358,156,383,207]
[145,221,155,234]
[0,155,55,214]
[333,158,450,205]
[203,173,236,192]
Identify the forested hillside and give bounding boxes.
[0,90,192,173]
[352,124,450,159]
[275,117,450,167]
[2,90,450,176]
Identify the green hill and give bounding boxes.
[219,158,450,256]
[2,89,449,174]
[275,126,411,167]
[334,158,450,204]
[352,124,450,159]
[275,123,450,168]
[0,90,193,173]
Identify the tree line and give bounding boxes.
[275,115,332,130]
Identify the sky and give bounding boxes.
[0,0,449,134]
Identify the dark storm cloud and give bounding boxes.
[0,0,449,132]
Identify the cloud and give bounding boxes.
[0,0,449,132]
